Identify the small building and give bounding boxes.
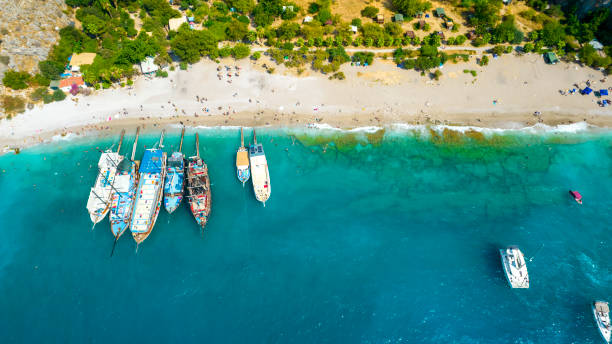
[437,31,445,39]
[435,8,446,17]
[303,16,313,23]
[140,57,159,75]
[589,39,604,50]
[376,14,384,24]
[350,25,358,33]
[544,52,559,64]
[69,53,96,72]
[282,5,294,12]
[394,14,404,23]
[445,20,454,29]
[405,31,416,39]
[187,16,195,22]
[59,76,84,92]
[415,11,423,18]
[50,80,60,90]
[502,0,512,4]
[168,16,187,31]
[466,31,476,40]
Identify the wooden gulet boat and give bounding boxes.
[109,127,140,256]
[185,133,212,233]
[130,130,167,248]
[249,129,271,206]
[86,130,124,228]
[164,127,185,214]
[236,127,250,186]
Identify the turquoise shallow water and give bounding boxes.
[1,127,612,343]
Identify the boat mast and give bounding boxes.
[240,127,244,148]
[253,129,257,144]
[159,129,165,148]
[131,127,140,161]
[195,133,200,159]
[117,129,125,153]
[179,127,185,153]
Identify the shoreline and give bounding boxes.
[3,117,609,154]
[2,54,612,150]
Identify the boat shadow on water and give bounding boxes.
[483,242,508,287]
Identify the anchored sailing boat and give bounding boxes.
[593,301,612,343]
[86,131,124,226]
[164,127,185,213]
[249,129,271,206]
[500,246,529,288]
[110,128,140,245]
[130,131,167,246]
[185,133,211,231]
[236,127,250,186]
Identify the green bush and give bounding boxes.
[479,55,489,66]
[1,95,26,114]
[251,51,261,60]
[52,89,66,101]
[155,70,169,77]
[2,70,31,90]
[361,6,379,18]
[180,61,188,70]
[43,93,54,104]
[30,87,49,102]
[232,43,251,59]
[127,79,134,86]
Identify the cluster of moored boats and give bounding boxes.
[500,245,610,342]
[85,127,271,253]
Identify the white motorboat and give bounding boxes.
[499,246,529,288]
[593,301,612,343]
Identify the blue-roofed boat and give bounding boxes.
[109,128,140,253]
[236,127,250,186]
[164,128,185,214]
[130,131,167,247]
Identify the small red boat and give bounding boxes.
[569,190,583,204]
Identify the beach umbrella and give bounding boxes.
[600,89,609,96]
[582,87,593,95]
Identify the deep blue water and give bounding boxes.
[1,127,612,343]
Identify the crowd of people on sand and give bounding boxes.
[559,77,612,107]
[217,65,241,83]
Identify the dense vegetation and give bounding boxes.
[2,0,612,97]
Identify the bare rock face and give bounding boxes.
[0,0,71,80]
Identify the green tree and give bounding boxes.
[226,21,248,41]
[232,43,251,59]
[81,14,108,36]
[226,0,255,13]
[361,23,385,42]
[38,60,64,80]
[540,21,565,47]
[469,0,502,34]
[277,22,300,41]
[393,0,432,18]
[384,22,403,37]
[171,28,219,63]
[2,70,30,90]
[361,6,379,18]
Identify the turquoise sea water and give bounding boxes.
[1,126,612,343]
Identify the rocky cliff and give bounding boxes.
[0,0,72,82]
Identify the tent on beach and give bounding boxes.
[600,89,609,96]
[582,87,593,95]
[544,52,559,64]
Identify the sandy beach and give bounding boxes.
[2,53,612,149]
